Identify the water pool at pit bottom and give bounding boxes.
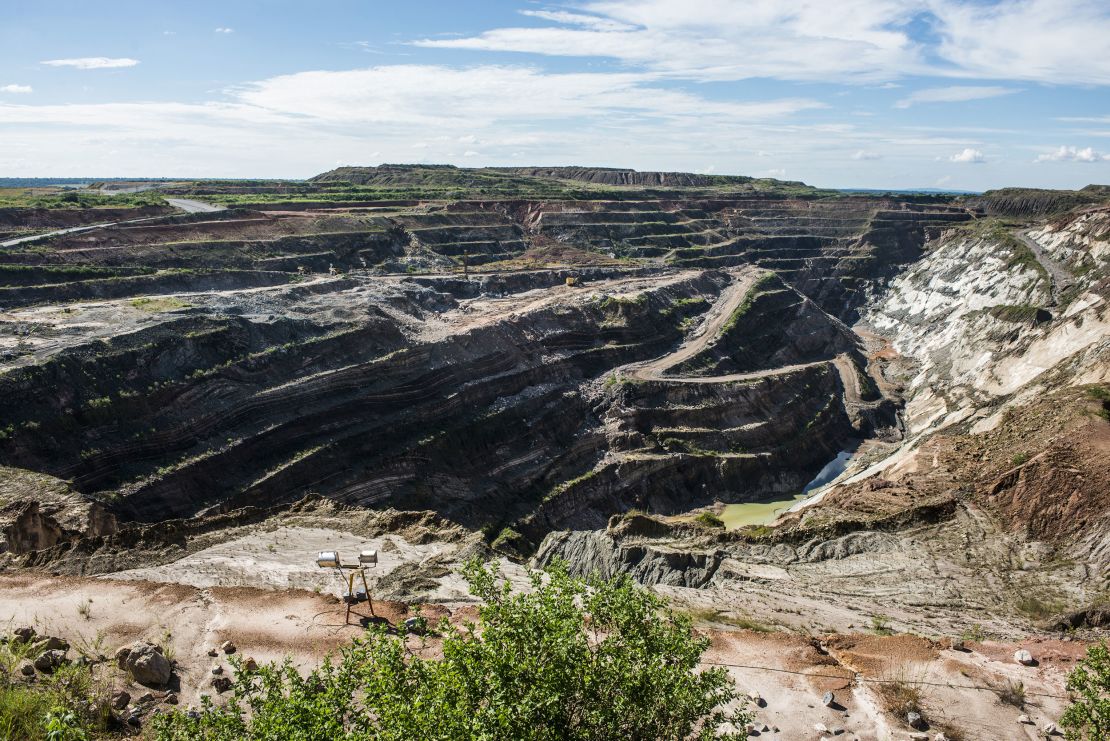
[719,450,852,530]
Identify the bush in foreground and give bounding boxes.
[153,560,749,740]
[1061,640,1110,741]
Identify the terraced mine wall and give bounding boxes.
[0,187,976,555]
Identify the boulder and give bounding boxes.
[111,691,131,710]
[220,640,236,654]
[1014,649,1035,666]
[211,675,232,693]
[117,642,172,688]
[1042,722,1061,736]
[211,664,223,675]
[165,692,178,705]
[33,636,69,653]
[19,660,35,677]
[243,656,258,671]
[207,648,218,657]
[748,691,766,707]
[822,690,835,707]
[907,711,927,730]
[1018,714,1034,724]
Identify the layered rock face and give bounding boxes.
[0,173,964,563]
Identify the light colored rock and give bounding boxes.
[211,664,223,675]
[1042,722,1061,736]
[243,656,258,671]
[1018,715,1033,724]
[815,723,829,733]
[117,641,172,687]
[907,711,927,730]
[822,690,836,707]
[220,640,236,654]
[1014,649,1035,665]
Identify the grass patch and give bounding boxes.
[1015,593,1065,620]
[694,512,725,529]
[870,614,894,636]
[685,607,772,632]
[873,676,924,719]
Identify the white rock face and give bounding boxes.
[867,214,1110,438]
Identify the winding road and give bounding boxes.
[1014,229,1074,304]
[619,267,865,398]
[0,197,224,248]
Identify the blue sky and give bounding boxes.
[1,0,1109,189]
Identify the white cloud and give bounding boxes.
[234,65,824,126]
[416,0,1110,85]
[894,86,1017,108]
[764,168,787,178]
[41,57,139,69]
[0,84,32,94]
[215,27,234,34]
[519,9,634,32]
[463,150,480,157]
[950,147,986,163]
[1034,145,1110,162]
[852,150,882,160]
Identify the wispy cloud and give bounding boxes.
[215,27,234,34]
[895,86,1017,108]
[950,147,986,163]
[1,84,33,94]
[1034,145,1109,162]
[852,150,882,160]
[417,0,1110,85]
[41,57,139,69]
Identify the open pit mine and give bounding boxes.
[1,166,1108,739]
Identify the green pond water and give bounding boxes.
[719,494,808,529]
[719,451,852,529]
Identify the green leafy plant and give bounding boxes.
[153,560,750,740]
[1061,640,1110,740]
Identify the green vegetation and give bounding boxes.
[987,304,1048,324]
[153,560,750,740]
[0,640,111,741]
[1060,641,1110,741]
[130,297,191,312]
[694,511,725,528]
[719,274,776,335]
[544,467,600,502]
[870,614,894,635]
[0,188,167,209]
[960,623,986,643]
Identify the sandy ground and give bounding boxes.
[0,515,1085,740]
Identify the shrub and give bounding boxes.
[153,560,750,740]
[695,512,726,528]
[1061,640,1110,741]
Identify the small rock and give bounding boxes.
[137,692,155,705]
[243,656,258,671]
[815,723,829,733]
[758,724,770,733]
[127,713,141,727]
[165,692,178,705]
[34,636,69,652]
[111,691,130,710]
[1018,714,1034,724]
[748,691,765,707]
[211,664,223,675]
[1014,649,1035,666]
[829,728,844,736]
[187,709,201,720]
[909,734,929,741]
[1042,722,1061,736]
[211,675,232,693]
[19,660,35,677]
[11,626,35,643]
[207,648,218,657]
[822,690,835,707]
[933,734,949,741]
[34,649,68,673]
[220,640,236,655]
[907,711,927,730]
